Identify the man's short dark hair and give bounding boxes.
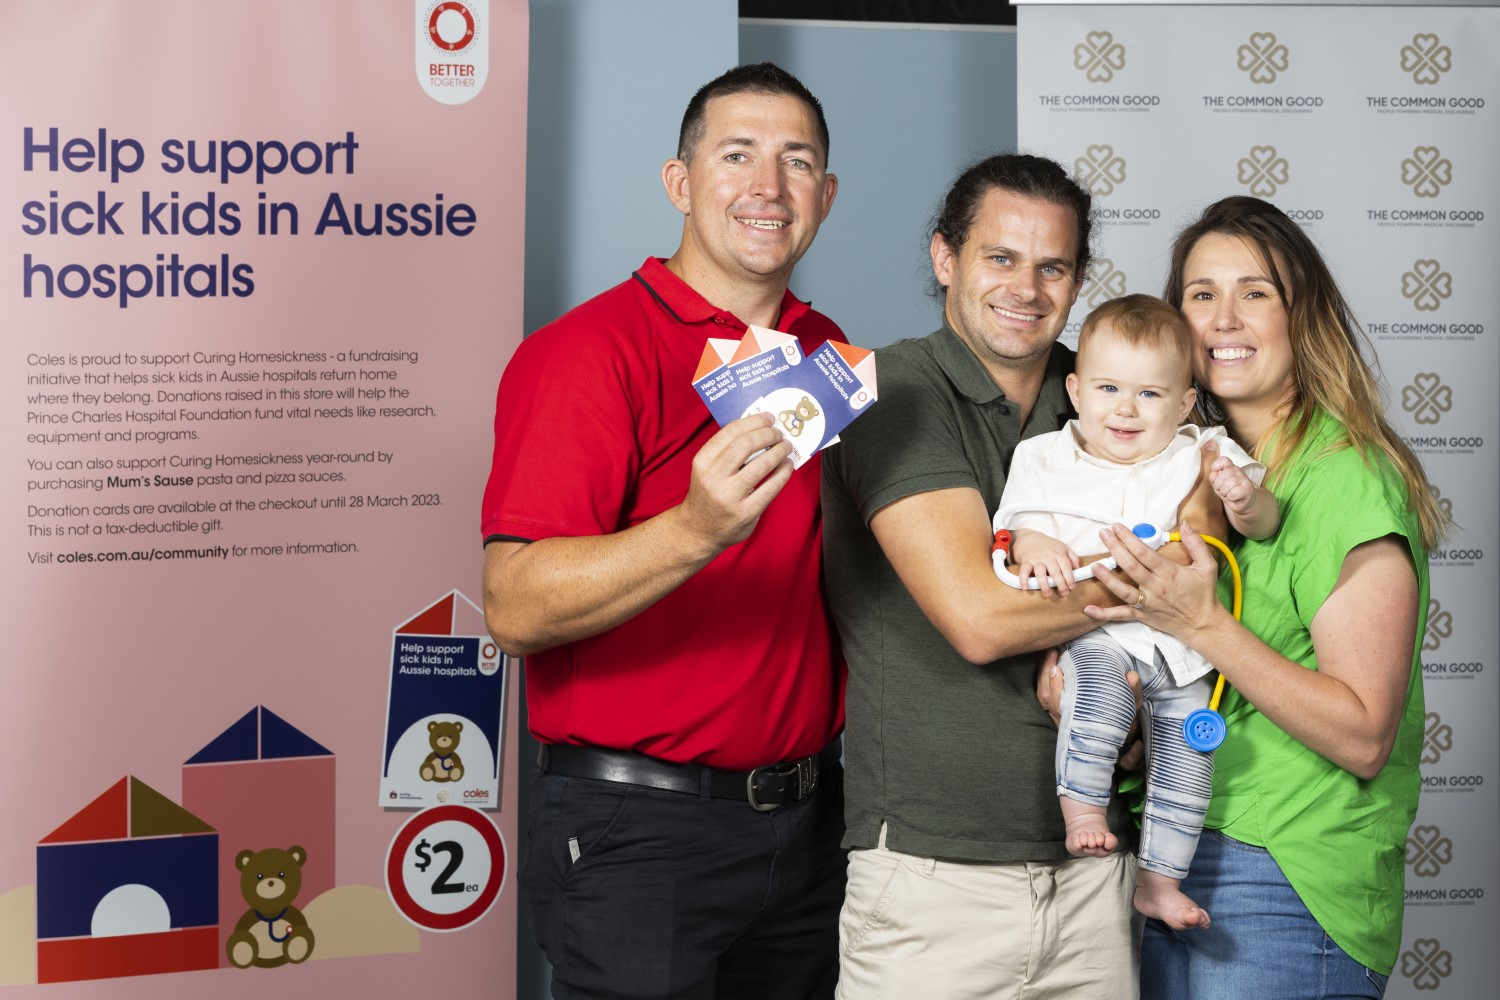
[929,153,1094,293]
[677,62,830,166]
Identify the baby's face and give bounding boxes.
[1065,330,1196,465]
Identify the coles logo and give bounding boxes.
[415,0,489,105]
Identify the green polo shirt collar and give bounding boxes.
[927,318,1075,428]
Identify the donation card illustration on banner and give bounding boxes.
[381,590,507,810]
[692,325,878,467]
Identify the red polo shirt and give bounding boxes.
[481,258,845,770]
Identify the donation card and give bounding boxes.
[692,325,878,467]
[380,590,507,810]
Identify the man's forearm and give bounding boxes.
[483,507,717,657]
[869,486,1116,665]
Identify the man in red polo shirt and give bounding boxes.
[481,63,844,1000]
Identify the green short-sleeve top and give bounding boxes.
[1207,408,1428,975]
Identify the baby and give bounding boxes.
[995,294,1279,929]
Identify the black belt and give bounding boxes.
[538,741,838,812]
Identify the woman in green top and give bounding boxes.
[1085,196,1448,998]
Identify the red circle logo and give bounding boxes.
[428,2,476,52]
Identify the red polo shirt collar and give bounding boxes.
[631,257,813,331]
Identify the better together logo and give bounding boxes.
[1073,31,1126,83]
[1237,32,1289,84]
[1402,146,1453,198]
[1400,939,1453,991]
[1237,146,1288,197]
[1406,824,1453,878]
[1401,373,1452,425]
[1421,712,1453,766]
[1401,33,1452,86]
[1084,258,1128,309]
[1402,260,1453,312]
[1074,145,1127,196]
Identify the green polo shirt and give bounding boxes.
[823,322,1129,860]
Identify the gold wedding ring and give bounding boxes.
[1134,589,1147,610]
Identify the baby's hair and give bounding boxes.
[1077,293,1193,382]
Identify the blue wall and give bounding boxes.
[524,0,739,336]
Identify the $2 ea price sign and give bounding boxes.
[385,804,506,931]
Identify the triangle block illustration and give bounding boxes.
[185,705,331,764]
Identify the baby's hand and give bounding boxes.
[1209,456,1257,517]
[1011,530,1081,597]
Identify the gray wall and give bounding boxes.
[517,8,1019,996]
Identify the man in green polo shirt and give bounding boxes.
[822,154,1210,999]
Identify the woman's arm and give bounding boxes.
[1084,523,1418,779]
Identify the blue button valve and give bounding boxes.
[1183,708,1226,752]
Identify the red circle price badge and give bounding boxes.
[385,804,506,931]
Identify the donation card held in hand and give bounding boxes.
[692,325,877,467]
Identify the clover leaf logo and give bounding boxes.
[1237,146,1289,198]
[1401,33,1452,86]
[1406,825,1453,878]
[1074,31,1126,83]
[1402,147,1453,199]
[1401,372,1452,425]
[1237,32,1289,84]
[1084,258,1129,309]
[1422,712,1453,766]
[1074,145,1127,197]
[1400,938,1453,990]
[1431,484,1453,522]
[1402,260,1453,312]
[1424,598,1452,652]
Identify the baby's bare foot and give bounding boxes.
[1135,869,1210,930]
[1059,796,1117,858]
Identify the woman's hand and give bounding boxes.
[1083,521,1229,643]
[1088,521,1419,779]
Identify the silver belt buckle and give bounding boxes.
[746,755,819,812]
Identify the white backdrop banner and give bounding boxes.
[1018,5,1498,996]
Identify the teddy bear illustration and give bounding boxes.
[226,845,316,969]
[420,720,465,782]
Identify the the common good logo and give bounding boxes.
[1432,484,1454,523]
[1401,33,1452,86]
[1400,939,1453,990]
[415,0,489,105]
[1084,258,1128,309]
[1073,31,1126,83]
[1237,32,1289,84]
[1402,146,1453,199]
[1401,372,1452,425]
[1074,145,1127,196]
[1422,712,1453,766]
[1424,598,1452,652]
[1407,824,1453,877]
[1402,260,1453,312]
[1237,146,1288,197]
